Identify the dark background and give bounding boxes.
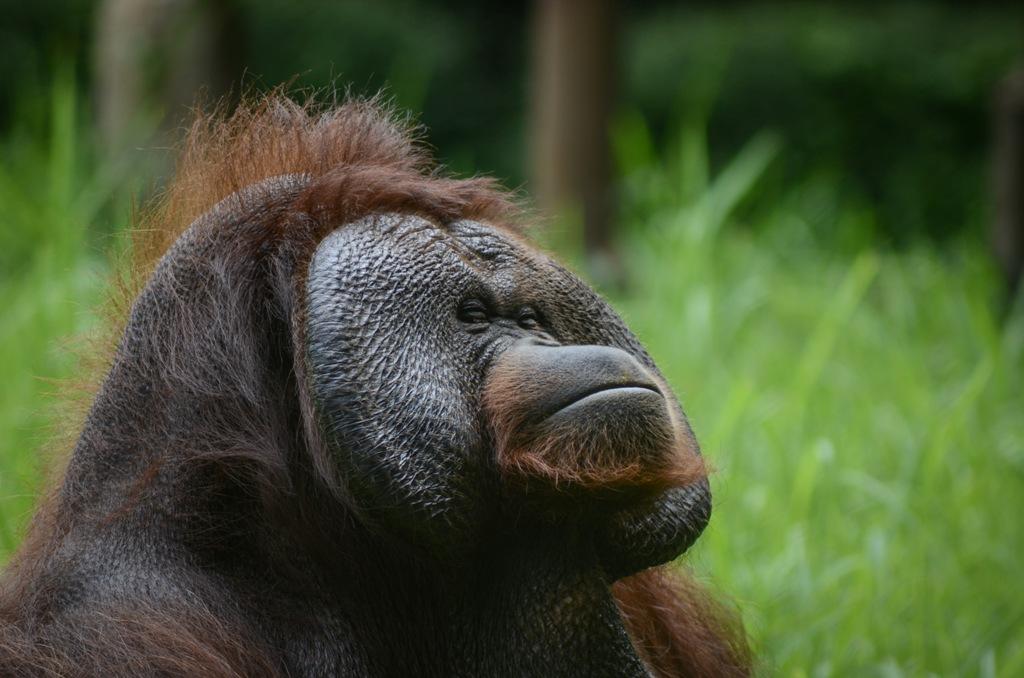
[3,1,1021,245]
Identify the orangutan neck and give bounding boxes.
[305,522,651,677]
[468,533,651,677]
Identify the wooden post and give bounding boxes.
[993,67,1024,298]
[530,0,619,285]
[94,0,241,162]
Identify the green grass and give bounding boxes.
[608,124,1024,676]
[1,92,1022,676]
[0,72,124,553]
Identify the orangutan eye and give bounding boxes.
[458,299,490,325]
[518,307,540,330]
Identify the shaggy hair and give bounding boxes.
[0,94,750,677]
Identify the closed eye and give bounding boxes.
[518,307,540,330]
[458,299,490,325]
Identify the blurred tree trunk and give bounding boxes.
[529,0,620,286]
[94,0,241,163]
[993,67,1024,298]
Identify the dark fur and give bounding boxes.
[0,96,750,676]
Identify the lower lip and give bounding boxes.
[550,386,664,419]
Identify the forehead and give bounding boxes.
[311,214,548,281]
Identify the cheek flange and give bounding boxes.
[303,217,491,558]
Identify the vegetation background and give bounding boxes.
[1,1,1022,675]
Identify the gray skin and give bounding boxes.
[4,178,709,677]
[305,214,711,676]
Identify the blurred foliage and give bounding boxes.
[3,1,1022,245]
[609,113,1024,675]
[0,0,93,125]
[624,2,1024,245]
[0,0,528,179]
[0,71,117,550]
[236,0,528,181]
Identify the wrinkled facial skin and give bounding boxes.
[306,214,709,574]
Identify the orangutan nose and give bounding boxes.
[484,338,698,501]
[497,340,664,425]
